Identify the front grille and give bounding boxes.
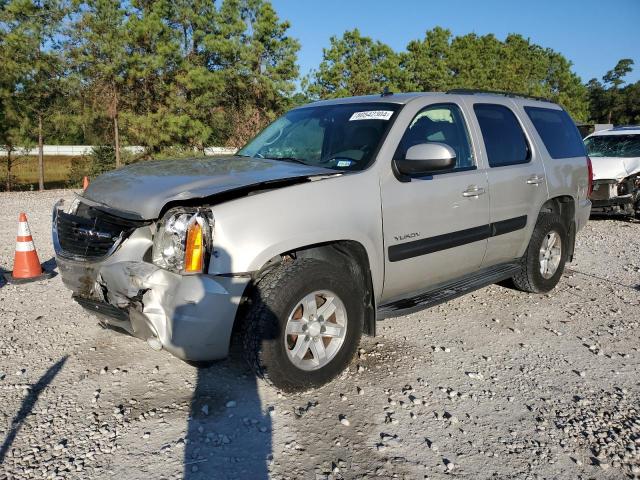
[56,204,140,259]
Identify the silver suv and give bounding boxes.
[53,90,592,391]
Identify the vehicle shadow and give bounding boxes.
[0,356,68,464]
[183,354,273,479]
[589,213,639,223]
[180,250,277,480]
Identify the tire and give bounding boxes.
[242,258,363,391]
[512,213,568,294]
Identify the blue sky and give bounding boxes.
[271,0,640,85]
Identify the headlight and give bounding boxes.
[66,197,80,214]
[152,208,213,274]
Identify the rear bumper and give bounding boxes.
[53,200,249,361]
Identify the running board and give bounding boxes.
[377,262,522,319]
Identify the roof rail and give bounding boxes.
[611,125,640,131]
[446,88,552,103]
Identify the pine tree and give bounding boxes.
[402,27,453,92]
[587,59,637,124]
[0,0,67,189]
[602,59,634,123]
[306,29,405,100]
[68,0,130,167]
[123,0,184,153]
[216,0,300,147]
[166,0,223,151]
[308,29,589,122]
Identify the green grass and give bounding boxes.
[0,151,238,191]
[0,155,76,190]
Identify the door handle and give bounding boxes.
[526,175,545,185]
[462,185,486,197]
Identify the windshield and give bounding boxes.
[238,103,401,171]
[584,134,640,158]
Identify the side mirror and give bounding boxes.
[395,142,457,175]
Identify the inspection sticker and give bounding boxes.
[349,110,394,121]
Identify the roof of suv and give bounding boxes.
[303,91,560,109]
[304,92,436,107]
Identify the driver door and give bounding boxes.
[380,101,490,301]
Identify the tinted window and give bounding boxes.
[525,107,585,159]
[395,103,475,169]
[584,134,640,158]
[474,104,530,167]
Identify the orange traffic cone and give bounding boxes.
[3,213,55,284]
[83,176,90,190]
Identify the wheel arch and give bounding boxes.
[234,240,377,339]
[538,195,576,261]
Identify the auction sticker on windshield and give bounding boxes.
[349,110,394,121]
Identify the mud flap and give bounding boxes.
[567,220,576,263]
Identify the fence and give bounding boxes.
[0,145,238,157]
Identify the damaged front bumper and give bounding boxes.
[53,200,249,361]
[590,179,640,215]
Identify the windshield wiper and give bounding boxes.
[267,156,310,166]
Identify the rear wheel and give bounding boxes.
[512,213,568,293]
[242,258,363,391]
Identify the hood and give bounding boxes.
[82,156,337,219]
[590,156,640,182]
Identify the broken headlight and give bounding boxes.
[152,208,213,274]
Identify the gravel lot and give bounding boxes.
[1,190,639,480]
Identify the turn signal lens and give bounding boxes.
[184,220,204,273]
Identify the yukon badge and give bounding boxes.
[394,232,420,242]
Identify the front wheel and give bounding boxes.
[512,213,568,293]
[242,258,363,391]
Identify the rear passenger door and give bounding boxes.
[464,100,548,265]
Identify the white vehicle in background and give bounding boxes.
[584,126,640,218]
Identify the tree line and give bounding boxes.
[1,1,638,190]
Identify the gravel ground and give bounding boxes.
[0,190,639,480]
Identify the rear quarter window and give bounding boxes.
[524,107,586,159]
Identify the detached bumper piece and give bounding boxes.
[74,295,129,322]
[73,294,160,349]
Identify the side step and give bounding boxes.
[377,262,522,319]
